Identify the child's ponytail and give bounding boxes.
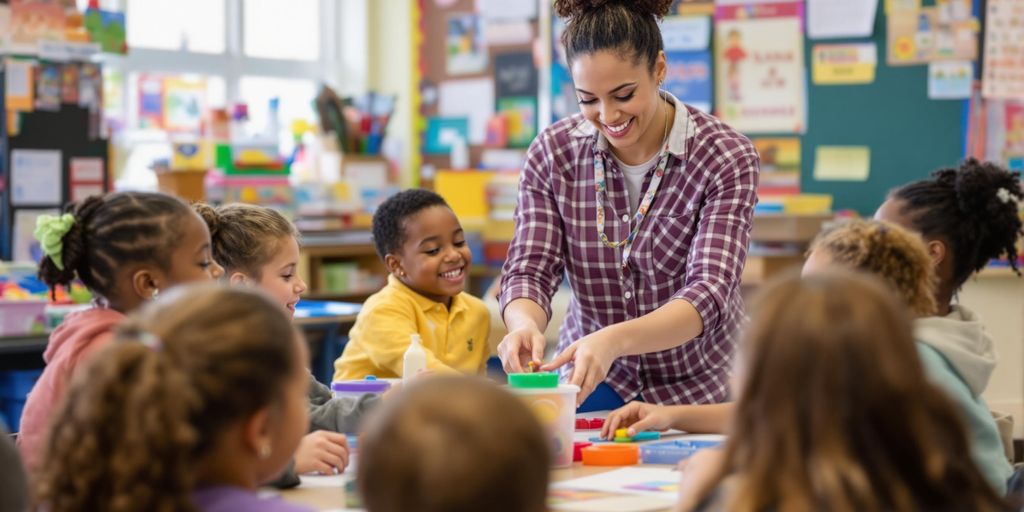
[34,332,200,512]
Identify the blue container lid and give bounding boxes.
[331,380,391,394]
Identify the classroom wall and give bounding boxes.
[367,0,417,187]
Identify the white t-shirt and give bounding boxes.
[611,152,661,214]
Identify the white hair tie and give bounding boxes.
[996,187,1020,205]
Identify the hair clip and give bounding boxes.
[997,187,1020,206]
[138,331,162,351]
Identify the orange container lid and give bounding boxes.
[581,444,639,466]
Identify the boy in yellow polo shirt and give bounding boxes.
[334,189,490,380]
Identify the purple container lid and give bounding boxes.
[331,380,391,394]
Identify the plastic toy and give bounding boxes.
[639,439,722,465]
[581,444,639,466]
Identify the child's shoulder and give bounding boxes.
[193,486,313,512]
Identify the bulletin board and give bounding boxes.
[546,0,980,216]
[416,0,541,182]
[797,2,968,215]
[0,59,110,261]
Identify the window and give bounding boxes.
[105,0,353,190]
[126,0,226,54]
[243,0,320,61]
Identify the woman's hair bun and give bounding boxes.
[192,202,221,239]
[554,0,673,20]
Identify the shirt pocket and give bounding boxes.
[632,212,696,278]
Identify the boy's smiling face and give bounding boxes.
[388,205,472,304]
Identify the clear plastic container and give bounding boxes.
[330,379,391,401]
[508,373,579,468]
[639,439,722,465]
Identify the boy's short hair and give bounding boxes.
[357,376,550,512]
[371,189,450,260]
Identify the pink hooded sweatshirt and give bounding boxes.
[16,308,125,473]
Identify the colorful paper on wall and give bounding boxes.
[4,58,35,111]
[60,62,79,104]
[10,0,65,50]
[674,0,715,16]
[813,146,871,181]
[34,61,61,111]
[0,5,12,51]
[446,14,487,75]
[11,149,62,206]
[83,8,127,54]
[714,1,807,134]
[812,43,877,85]
[137,74,164,129]
[664,50,712,113]
[439,78,494,144]
[887,1,978,66]
[928,60,973,99]
[752,137,801,197]
[807,0,878,39]
[981,0,1024,99]
[497,96,537,148]
[660,15,711,51]
[163,77,205,132]
[425,117,470,155]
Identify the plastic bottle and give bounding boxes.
[402,334,427,379]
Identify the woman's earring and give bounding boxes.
[259,442,272,459]
[151,288,160,299]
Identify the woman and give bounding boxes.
[498,0,759,410]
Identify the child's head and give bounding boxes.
[35,285,309,512]
[876,158,1022,296]
[713,271,1004,512]
[372,189,471,303]
[194,203,306,316]
[804,219,937,316]
[357,376,549,512]
[37,191,223,312]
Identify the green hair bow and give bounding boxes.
[34,213,76,271]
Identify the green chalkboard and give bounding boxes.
[798,4,967,216]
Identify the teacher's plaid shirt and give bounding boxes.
[500,93,759,405]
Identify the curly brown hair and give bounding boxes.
[553,0,673,72]
[193,202,299,279]
[810,219,937,316]
[358,376,550,512]
[33,285,300,512]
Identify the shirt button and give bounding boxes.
[624,291,633,299]
[621,214,629,222]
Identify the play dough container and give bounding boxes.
[331,378,391,400]
[508,373,579,468]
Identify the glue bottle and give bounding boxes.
[403,334,427,380]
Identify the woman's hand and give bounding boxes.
[497,325,547,374]
[541,327,622,406]
[293,431,350,475]
[601,402,675,440]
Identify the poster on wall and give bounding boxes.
[981,0,1024,99]
[9,0,65,50]
[446,14,487,76]
[887,0,978,66]
[812,43,877,85]
[752,137,801,197]
[494,51,537,99]
[673,0,715,16]
[664,51,712,113]
[714,1,807,134]
[162,77,205,132]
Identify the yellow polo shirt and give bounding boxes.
[334,275,490,380]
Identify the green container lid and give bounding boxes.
[508,372,558,389]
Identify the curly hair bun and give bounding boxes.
[554,0,673,20]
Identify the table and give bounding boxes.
[277,417,719,512]
[293,300,362,385]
